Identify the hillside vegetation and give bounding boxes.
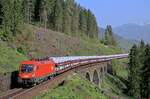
[36,73,107,99]
[0,25,122,73]
[0,40,27,73]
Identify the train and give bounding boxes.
[18,54,128,86]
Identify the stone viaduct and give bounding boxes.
[74,61,112,85]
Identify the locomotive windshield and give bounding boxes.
[21,64,33,73]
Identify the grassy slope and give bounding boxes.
[36,73,107,99]
[13,25,122,57]
[0,40,27,73]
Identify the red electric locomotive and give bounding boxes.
[18,58,56,86]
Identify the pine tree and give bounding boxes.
[105,25,112,45]
[22,0,34,23]
[137,40,145,98]
[92,15,98,38]
[87,9,93,37]
[1,0,13,35]
[44,0,55,29]
[52,0,63,32]
[104,25,116,45]
[2,0,23,36]
[71,3,79,36]
[39,0,48,30]
[140,44,150,99]
[12,0,23,35]
[87,10,98,38]
[79,8,87,36]
[63,0,74,34]
[128,44,141,97]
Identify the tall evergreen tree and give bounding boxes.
[39,0,48,29]
[12,0,23,35]
[92,15,98,38]
[104,25,116,45]
[63,0,74,34]
[45,0,55,29]
[71,3,79,36]
[140,44,150,99]
[52,0,63,32]
[87,9,93,37]
[128,44,141,97]
[79,8,87,36]
[22,0,34,23]
[137,40,145,98]
[86,10,98,38]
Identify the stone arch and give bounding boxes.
[93,70,99,85]
[100,67,103,73]
[85,72,91,81]
[104,66,106,72]
[104,66,107,73]
[100,67,103,77]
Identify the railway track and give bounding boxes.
[0,88,25,99]
[0,54,128,99]
[1,70,74,99]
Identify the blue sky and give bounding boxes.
[76,0,150,28]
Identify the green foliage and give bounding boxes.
[0,0,99,40]
[0,41,27,73]
[62,0,73,34]
[79,8,87,35]
[71,3,79,36]
[104,25,116,46]
[22,0,35,23]
[128,41,150,98]
[128,44,141,97]
[87,10,98,38]
[140,44,150,98]
[1,0,23,38]
[100,74,133,98]
[52,0,63,31]
[111,59,129,79]
[36,73,107,99]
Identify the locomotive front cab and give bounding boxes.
[21,64,34,73]
[18,63,37,86]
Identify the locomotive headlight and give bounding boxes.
[32,73,35,77]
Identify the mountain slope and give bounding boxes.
[114,23,150,43]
